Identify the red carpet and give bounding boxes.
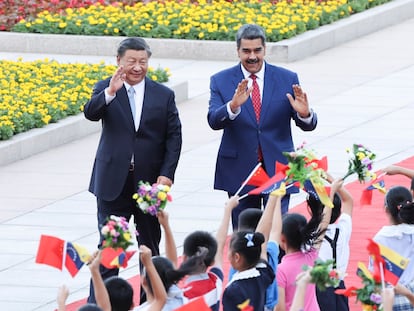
[66,157,414,311]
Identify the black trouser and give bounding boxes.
[316,280,349,311]
[87,171,161,303]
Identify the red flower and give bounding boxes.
[335,286,359,297]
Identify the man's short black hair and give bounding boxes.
[117,37,152,58]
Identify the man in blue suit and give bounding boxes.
[84,37,182,302]
[208,24,317,229]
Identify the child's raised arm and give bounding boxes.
[215,196,239,269]
[382,165,414,179]
[140,245,167,311]
[157,210,178,268]
[255,190,283,260]
[89,251,111,311]
[56,284,69,311]
[269,193,283,246]
[289,270,312,311]
[326,172,353,217]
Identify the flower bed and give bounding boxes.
[8,0,392,42]
[0,58,170,140]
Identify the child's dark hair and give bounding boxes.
[77,304,104,311]
[284,193,325,251]
[238,208,263,231]
[329,193,342,224]
[385,186,414,224]
[104,276,134,311]
[183,230,217,267]
[229,231,265,267]
[145,250,207,295]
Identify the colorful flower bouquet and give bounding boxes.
[335,266,383,310]
[303,259,342,291]
[132,181,172,216]
[343,143,376,182]
[100,215,133,250]
[282,142,328,188]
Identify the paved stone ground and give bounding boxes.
[0,16,414,310]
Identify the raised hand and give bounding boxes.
[230,79,253,113]
[286,84,310,118]
[107,65,127,96]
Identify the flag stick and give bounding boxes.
[239,183,293,200]
[379,261,386,291]
[376,172,386,180]
[239,193,249,200]
[234,162,262,196]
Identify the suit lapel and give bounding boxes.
[140,77,153,127]
[232,65,257,124]
[260,63,276,125]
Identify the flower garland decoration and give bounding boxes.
[303,259,342,291]
[343,143,376,182]
[100,215,134,250]
[132,181,172,216]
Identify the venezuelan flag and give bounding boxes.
[378,243,409,285]
[65,241,91,277]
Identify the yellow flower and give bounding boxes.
[158,191,167,201]
[123,232,131,242]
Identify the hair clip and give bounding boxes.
[244,233,254,247]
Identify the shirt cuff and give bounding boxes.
[227,101,241,120]
[104,88,116,105]
[297,108,314,124]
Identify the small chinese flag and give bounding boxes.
[35,235,65,270]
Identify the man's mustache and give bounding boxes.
[246,58,259,64]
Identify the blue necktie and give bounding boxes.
[128,86,136,123]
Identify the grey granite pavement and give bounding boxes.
[1,15,414,310]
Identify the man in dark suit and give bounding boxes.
[84,37,182,302]
[208,24,317,229]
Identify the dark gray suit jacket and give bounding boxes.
[84,76,182,201]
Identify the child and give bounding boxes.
[276,179,342,311]
[91,246,167,311]
[154,210,209,310]
[372,185,414,310]
[216,194,280,311]
[180,230,223,311]
[226,200,281,311]
[315,174,353,311]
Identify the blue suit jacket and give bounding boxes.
[208,62,317,194]
[84,77,182,201]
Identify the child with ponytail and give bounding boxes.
[216,192,282,311]
[372,185,414,310]
[275,178,343,311]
